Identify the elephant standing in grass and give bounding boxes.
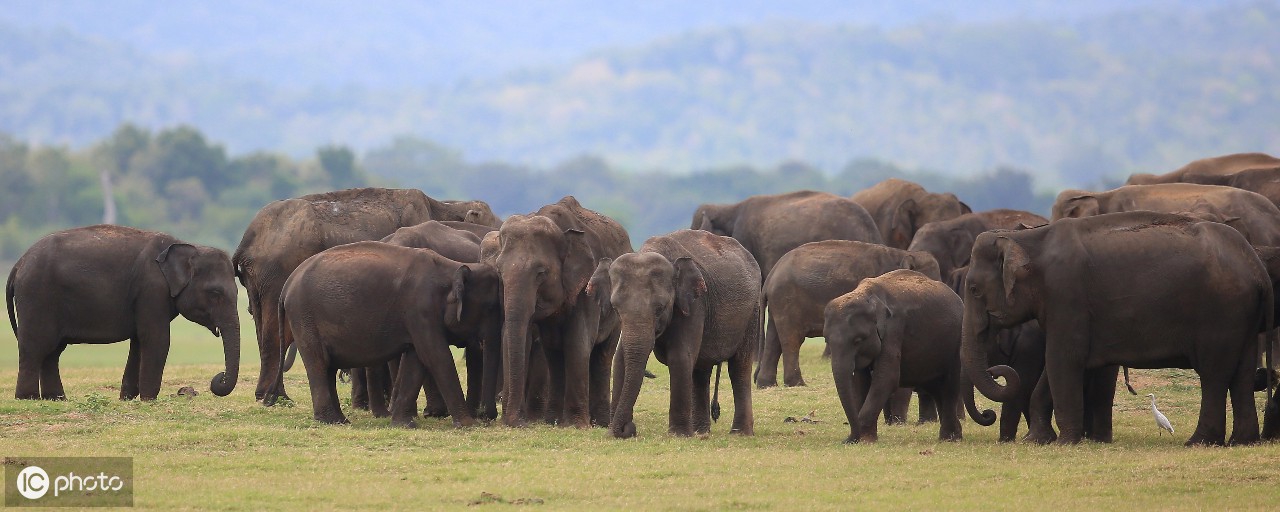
[8,225,240,400]
[1051,183,1280,246]
[963,212,1271,446]
[691,190,881,281]
[1125,152,1280,185]
[234,187,499,401]
[824,270,970,443]
[851,178,970,249]
[601,230,759,439]
[908,209,1048,278]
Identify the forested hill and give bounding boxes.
[1,2,1276,184]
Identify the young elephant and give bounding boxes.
[271,242,500,427]
[824,269,964,443]
[600,229,760,439]
[7,225,241,401]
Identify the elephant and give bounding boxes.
[7,225,240,400]
[1051,183,1280,246]
[908,209,1049,278]
[1184,167,1280,209]
[269,241,501,427]
[1125,152,1280,185]
[962,211,1272,446]
[598,229,759,439]
[233,187,499,401]
[691,190,881,281]
[851,178,971,249]
[494,196,632,428]
[823,269,967,443]
[757,240,940,389]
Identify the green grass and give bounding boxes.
[1,303,1277,510]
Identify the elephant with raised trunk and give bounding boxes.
[234,187,499,401]
[270,242,501,427]
[691,190,881,281]
[824,270,973,443]
[963,212,1272,446]
[600,229,759,439]
[908,209,1048,278]
[7,225,240,400]
[1125,152,1280,185]
[851,178,971,249]
[1051,183,1280,246]
[495,196,632,428]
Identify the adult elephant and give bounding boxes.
[270,242,500,427]
[1051,183,1280,246]
[601,229,759,439]
[1184,167,1280,209]
[1125,152,1280,185]
[8,225,240,400]
[908,209,1048,278]
[691,190,881,281]
[851,178,971,249]
[495,196,632,428]
[234,187,499,400]
[962,212,1271,446]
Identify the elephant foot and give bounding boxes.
[43,394,68,401]
[998,435,1016,443]
[1184,432,1226,447]
[1227,433,1259,446]
[939,431,962,442]
[611,421,637,439]
[1261,399,1280,440]
[1053,434,1084,446]
[502,416,530,428]
[391,417,417,429]
[783,376,807,387]
[730,426,754,436]
[423,404,449,418]
[883,416,907,426]
[1024,430,1057,445]
[453,416,477,428]
[315,413,350,425]
[856,433,878,443]
[370,407,391,418]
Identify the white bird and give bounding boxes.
[1147,393,1174,436]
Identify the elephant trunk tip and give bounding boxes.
[210,372,236,397]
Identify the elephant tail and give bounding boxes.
[753,288,767,383]
[283,343,298,372]
[6,262,17,335]
[263,298,291,406]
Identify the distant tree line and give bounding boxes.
[0,125,1055,260]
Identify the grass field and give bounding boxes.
[1,302,1278,510]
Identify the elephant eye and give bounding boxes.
[968,285,981,297]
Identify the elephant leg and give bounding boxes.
[14,342,47,400]
[421,364,449,418]
[544,347,567,426]
[755,316,782,388]
[780,328,807,387]
[667,355,695,436]
[692,366,713,434]
[135,319,171,401]
[1084,366,1117,443]
[1025,371,1057,444]
[120,339,141,400]
[1047,365,1086,445]
[561,339,594,429]
[39,344,67,401]
[588,338,616,427]
[1227,349,1261,446]
[857,365,900,443]
[464,344,483,416]
[1186,367,1230,446]
[389,354,422,428]
[350,368,370,410]
[411,333,475,428]
[999,402,1021,442]
[254,294,286,400]
[301,348,347,424]
[478,340,501,422]
[524,342,550,423]
[727,348,755,435]
[366,363,392,418]
[916,390,940,424]
[882,388,910,425]
[933,380,962,442]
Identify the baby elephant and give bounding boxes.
[271,241,500,427]
[824,269,964,443]
[598,229,760,439]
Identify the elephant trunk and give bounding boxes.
[828,342,862,441]
[609,317,656,439]
[500,287,536,427]
[961,372,997,426]
[210,311,240,397]
[961,307,1019,403]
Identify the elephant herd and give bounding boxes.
[10,152,1280,447]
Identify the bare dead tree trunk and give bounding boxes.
[100,169,117,225]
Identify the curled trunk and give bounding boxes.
[961,309,1019,403]
[210,313,241,397]
[609,319,656,439]
[961,373,996,425]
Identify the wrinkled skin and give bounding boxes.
[1125,152,1280,185]
[1184,167,1280,210]
[234,187,499,401]
[851,178,971,249]
[824,270,965,443]
[1051,183,1280,246]
[757,240,941,422]
[962,212,1271,446]
[496,196,632,428]
[908,209,1049,278]
[8,225,240,401]
[603,230,760,439]
[271,242,501,427]
[691,190,881,281]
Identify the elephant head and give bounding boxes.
[494,214,596,426]
[600,253,705,438]
[1052,190,1101,220]
[960,232,1031,404]
[691,203,737,236]
[823,290,891,376]
[908,223,976,278]
[884,192,969,249]
[156,243,241,397]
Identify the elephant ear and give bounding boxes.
[585,258,614,318]
[868,295,893,359]
[995,237,1031,303]
[673,257,707,317]
[559,228,595,308]
[887,198,918,248]
[1061,195,1100,218]
[447,265,472,323]
[464,209,483,224]
[479,232,500,265]
[156,243,199,298]
[948,229,977,269]
[946,266,969,296]
[957,198,973,214]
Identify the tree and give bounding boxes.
[317,145,365,190]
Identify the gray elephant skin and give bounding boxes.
[234,187,499,401]
[851,178,971,249]
[1125,152,1280,185]
[494,196,632,428]
[908,209,1049,278]
[1051,183,1280,246]
[7,225,240,401]
[963,211,1272,446]
[691,190,881,281]
[1184,167,1280,209]
[824,269,969,443]
[271,241,500,427]
[600,229,760,439]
